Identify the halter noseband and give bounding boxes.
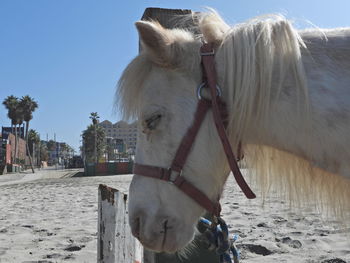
[133,43,256,217]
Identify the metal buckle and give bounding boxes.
[167,168,182,184]
[200,50,215,56]
[197,82,222,100]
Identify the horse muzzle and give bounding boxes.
[129,210,194,253]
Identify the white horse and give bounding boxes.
[117,11,350,253]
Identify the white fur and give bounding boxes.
[117,12,350,252]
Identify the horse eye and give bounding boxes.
[145,114,162,130]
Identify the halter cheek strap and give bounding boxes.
[133,43,255,217]
[134,99,221,216]
[200,44,256,200]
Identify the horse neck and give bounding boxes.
[215,25,308,153]
[230,28,350,175]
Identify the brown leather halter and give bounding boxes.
[133,43,256,217]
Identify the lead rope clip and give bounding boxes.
[198,217,240,263]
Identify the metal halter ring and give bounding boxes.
[197,82,222,100]
[167,168,182,185]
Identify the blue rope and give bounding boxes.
[199,217,240,263]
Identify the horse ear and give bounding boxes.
[135,21,174,66]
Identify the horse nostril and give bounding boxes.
[160,219,168,234]
[160,219,173,234]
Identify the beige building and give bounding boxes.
[99,120,137,151]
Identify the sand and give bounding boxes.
[221,176,350,263]
[0,170,349,262]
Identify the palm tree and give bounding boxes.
[89,112,100,125]
[20,96,38,173]
[2,96,19,163]
[2,96,17,133]
[82,124,105,163]
[15,105,24,164]
[89,112,100,163]
[28,129,40,167]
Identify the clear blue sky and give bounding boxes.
[1,0,349,152]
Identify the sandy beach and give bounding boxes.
[0,170,349,263]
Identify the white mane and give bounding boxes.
[214,14,308,142]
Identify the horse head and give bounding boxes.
[118,17,230,252]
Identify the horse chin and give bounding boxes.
[136,223,195,254]
[142,239,186,254]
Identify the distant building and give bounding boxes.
[8,133,26,162]
[0,133,10,165]
[105,137,126,153]
[1,126,25,140]
[44,141,74,165]
[99,120,137,151]
[1,127,26,166]
[115,138,126,153]
[0,131,26,165]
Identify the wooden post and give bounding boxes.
[98,184,144,263]
[141,7,194,29]
[139,8,198,52]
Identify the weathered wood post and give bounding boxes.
[98,184,144,263]
[141,8,194,28]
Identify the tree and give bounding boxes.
[82,124,105,163]
[89,112,99,125]
[28,129,40,167]
[2,96,17,132]
[89,112,100,163]
[19,96,38,173]
[39,141,49,163]
[15,104,24,164]
[106,138,116,161]
[2,96,20,163]
[28,129,40,155]
[59,143,71,160]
